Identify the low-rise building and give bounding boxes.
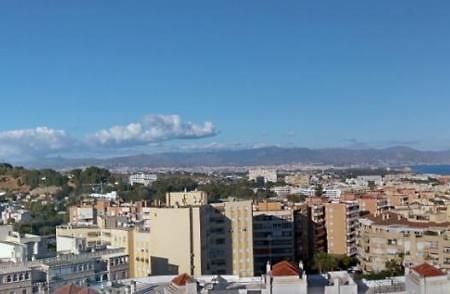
[0,248,128,294]
[0,225,51,262]
[405,263,450,294]
[1,207,32,224]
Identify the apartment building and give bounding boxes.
[357,194,390,216]
[248,169,278,183]
[358,212,450,273]
[129,173,157,187]
[325,201,359,256]
[0,248,128,294]
[1,207,32,224]
[0,265,33,294]
[69,205,96,226]
[166,190,208,207]
[293,197,327,266]
[58,196,255,278]
[253,202,295,275]
[215,200,254,277]
[147,206,205,276]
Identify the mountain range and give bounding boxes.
[21,146,450,169]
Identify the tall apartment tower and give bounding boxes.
[253,202,295,275]
[325,201,359,256]
[147,206,206,276]
[294,198,327,267]
[211,200,255,277]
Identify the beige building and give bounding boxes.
[166,190,208,207]
[147,206,205,276]
[57,198,255,278]
[211,200,254,277]
[358,212,450,273]
[357,194,389,216]
[284,174,310,187]
[325,201,359,256]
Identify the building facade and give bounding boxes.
[325,201,359,256]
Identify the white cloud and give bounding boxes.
[91,114,217,147]
[0,127,73,159]
[0,115,218,160]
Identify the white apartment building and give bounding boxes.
[89,191,118,200]
[248,169,278,183]
[0,225,49,262]
[346,175,384,188]
[129,173,158,187]
[1,207,32,224]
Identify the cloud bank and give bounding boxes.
[0,115,217,160]
[92,114,216,147]
[0,127,73,159]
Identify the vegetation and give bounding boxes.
[23,169,68,189]
[363,256,404,280]
[313,252,358,273]
[15,202,67,235]
[286,194,305,203]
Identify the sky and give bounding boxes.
[0,1,450,160]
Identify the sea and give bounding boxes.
[411,165,450,175]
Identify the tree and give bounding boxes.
[385,257,404,277]
[314,252,338,273]
[286,194,305,203]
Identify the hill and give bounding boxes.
[22,146,450,169]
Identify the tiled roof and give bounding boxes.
[54,284,99,294]
[172,273,194,286]
[412,263,446,277]
[366,212,450,228]
[271,260,299,276]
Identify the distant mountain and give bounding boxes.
[21,146,450,169]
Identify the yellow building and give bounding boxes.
[211,200,254,277]
[358,212,450,273]
[147,206,205,276]
[325,201,359,256]
[57,199,255,278]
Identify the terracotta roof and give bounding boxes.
[54,284,98,294]
[271,260,299,276]
[412,263,446,277]
[171,273,194,286]
[366,212,450,228]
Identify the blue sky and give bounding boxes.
[0,1,449,159]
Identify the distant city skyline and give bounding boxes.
[1,1,450,160]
